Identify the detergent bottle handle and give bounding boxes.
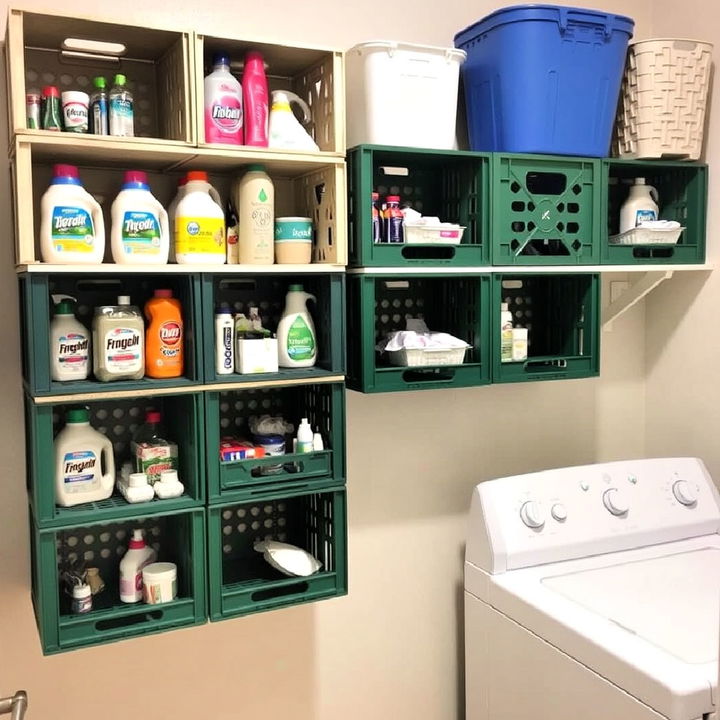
[648,185,659,205]
[304,292,317,305]
[101,440,116,493]
[207,185,223,209]
[88,192,106,245]
[158,205,170,244]
[282,91,312,125]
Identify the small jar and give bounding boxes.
[274,217,313,264]
[71,583,92,614]
[142,562,178,604]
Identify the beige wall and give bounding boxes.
[645,2,720,474]
[0,1,653,718]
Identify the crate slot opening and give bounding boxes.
[95,609,164,631]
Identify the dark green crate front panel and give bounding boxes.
[603,159,708,264]
[201,273,345,384]
[32,508,206,654]
[492,274,600,383]
[27,392,205,529]
[491,154,601,265]
[347,274,491,393]
[348,145,490,267]
[19,272,204,397]
[206,382,345,502]
[208,486,347,621]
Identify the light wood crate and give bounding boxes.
[193,33,345,155]
[5,7,195,145]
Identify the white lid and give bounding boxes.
[347,40,466,62]
[159,469,179,483]
[512,328,528,340]
[72,583,91,597]
[501,302,509,311]
[128,472,148,488]
[118,295,131,305]
[276,217,313,222]
[634,177,646,185]
[142,562,177,580]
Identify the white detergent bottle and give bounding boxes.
[268,91,319,151]
[111,170,169,264]
[167,176,187,263]
[54,407,115,507]
[174,170,226,264]
[50,295,91,381]
[277,284,317,368]
[40,164,105,264]
[204,53,243,145]
[619,177,659,233]
[119,529,157,603]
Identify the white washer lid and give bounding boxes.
[543,547,720,664]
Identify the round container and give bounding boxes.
[71,583,92,614]
[142,562,177,604]
[274,216,313,264]
[62,91,89,132]
[253,432,285,475]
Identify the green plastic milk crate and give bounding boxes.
[26,391,205,529]
[491,154,602,265]
[31,507,206,654]
[603,159,708,264]
[347,273,491,393]
[205,381,345,502]
[19,272,204,397]
[492,274,600,383]
[200,273,345,384]
[207,486,347,621]
[348,145,490,267]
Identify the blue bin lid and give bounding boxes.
[455,4,634,45]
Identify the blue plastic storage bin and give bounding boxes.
[455,5,634,157]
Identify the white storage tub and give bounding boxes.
[345,41,466,150]
[387,346,468,367]
[609,226,685,246]
[404,223,465,245]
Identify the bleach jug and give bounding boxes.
[204,53,243,144]
[277,284,317,368]
[55,407,115,507]
[174,170,226,264]
[619,178,659,233]
[40,164,105,264]
[111,170,169,264]
[268,91,319,151]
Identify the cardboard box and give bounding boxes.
[236,338,279,374]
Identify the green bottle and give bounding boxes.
[41,85,62,131]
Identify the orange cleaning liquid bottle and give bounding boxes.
[145,289,184,378]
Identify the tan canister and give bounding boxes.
[274,216,313,264]
[234,164,274,264]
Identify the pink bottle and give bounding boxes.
[204,53,243,145]
[243,51,269,147]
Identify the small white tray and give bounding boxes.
[609,226,685,246]
[387,346,468,367]
[404,223,466,245]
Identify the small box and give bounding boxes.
[236,338,279,374]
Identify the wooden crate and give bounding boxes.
[194,33,345,154]
[5,7,195,145]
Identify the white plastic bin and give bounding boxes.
[614,38,713,160]
[345,41,466,150]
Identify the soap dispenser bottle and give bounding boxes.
[619,178,659,233]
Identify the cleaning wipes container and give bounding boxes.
[345,41,466,150]
[40,164,105,264]
[454,5,634,156]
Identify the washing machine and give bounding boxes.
[465,457,720,720]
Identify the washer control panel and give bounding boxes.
[467,458,720,573]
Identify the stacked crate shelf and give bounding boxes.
[7,6,348,653]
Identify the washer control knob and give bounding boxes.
[603,488,629,516]
[520,501,545,529]
[551,503,567,522]
[672,480,697,507]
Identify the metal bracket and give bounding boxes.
[602,270,674,330]
[0,691,27,720]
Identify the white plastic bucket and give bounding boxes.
[345,41,466,150]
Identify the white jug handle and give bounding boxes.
[282,91,312,125]
[102,443,116,493]
[649,185,659,205]
[208,186,223,208]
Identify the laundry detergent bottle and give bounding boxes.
[243,50,269,147]
[92,295,145,382]
[174,171,226,264]
[145,289,184,378]
[111,170,169,264]
[277,284,317,368]
[40,164,105,264]
[619,177,659,233]
[55,407,115,507]
[204,53,243,144]
[50,296,91,381]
